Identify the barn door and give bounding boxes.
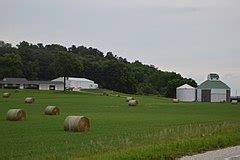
[202,90,211,102]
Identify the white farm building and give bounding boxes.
[197,74,230,102]
[51,77,98,90]
[176,84,196,102]
[0,78,64,91]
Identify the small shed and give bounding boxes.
[176,84,196,102]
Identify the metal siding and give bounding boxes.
[56,84,64,91]
[197,89,202,102]
[67,80,95,89]
[211,89,227,102]
[39,84,49,90]
[211,89,226,94]
[176,88,196,102]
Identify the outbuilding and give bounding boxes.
[51,77,98,90]
[0,78,64,91]
[176,84,196,102]
[197,74,231,102]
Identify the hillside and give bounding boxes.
[0,41,197,97]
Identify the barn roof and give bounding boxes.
[52,77,94,83]
[2,78,28,83]
[177,84,195,89]
[0,78,63,85]
[197,80,230,90]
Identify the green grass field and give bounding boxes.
[0,89,240,160]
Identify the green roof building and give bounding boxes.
[197,74,231,102]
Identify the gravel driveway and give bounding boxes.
[180,146,240,160]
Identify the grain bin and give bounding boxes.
[6,109,26,121]
[177,84,196,102]
[3,93,11,98]
[44,106,60,115]
[64,116,90,132]
[25,97,34,103]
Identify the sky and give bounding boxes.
[1,0,240,95]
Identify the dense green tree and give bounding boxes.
[52,52,83,78]
[0,54,23,79]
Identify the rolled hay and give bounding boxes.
[173,99,180,103]
[6,109,26,121]
[128,99,138,106]
[126,97,135,102]
[231,100,238,104]
[25,97,34,103]
[44,106,60,115]
[3,93,11,98]
[64,116,90,132]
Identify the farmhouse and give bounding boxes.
[176,84,196,102]
[51,77,98,90]
[0,78,64,91]
[197,74,231,102]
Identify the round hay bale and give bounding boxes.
[6,109,26,121]
[173,99,180,103]
[126,97,135,102]
[3,93,11,98]
[231,100,238,104]
[25,97,34,103]
[44,106,60,115]
[64,116,90,132]
[128,99,138,106]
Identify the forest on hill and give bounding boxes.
[0,41,197,97]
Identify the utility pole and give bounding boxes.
[64,76,66,91]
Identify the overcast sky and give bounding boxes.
[1,0,240,95]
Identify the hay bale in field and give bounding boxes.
[128,99,138,106]
[126,97,135,102]
[3,93,11,98]
[6,109,26,121]
[44,106,60,115]
[231,100,238,104]
[173,99,180,103]
[64,116,90,132]
[25,97,34,103]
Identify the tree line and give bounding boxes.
[0,41,197,97]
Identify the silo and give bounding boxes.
[176,84,196,102]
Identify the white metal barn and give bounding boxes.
[51,77,98,90]
[197,74,230,102]
[176,84,196,102]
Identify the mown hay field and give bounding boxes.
[0,89,240,160]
